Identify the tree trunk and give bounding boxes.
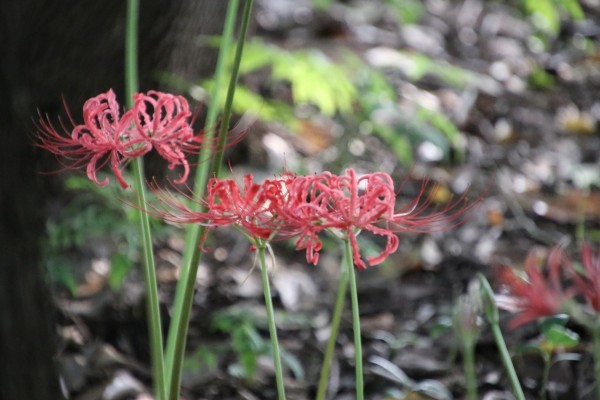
[0,1,231,398]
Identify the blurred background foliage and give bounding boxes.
[43,174,172,294]
[44,0,593,297]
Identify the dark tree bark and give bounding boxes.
[0,1,231,398]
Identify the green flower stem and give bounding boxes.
[164,1,254,399]
[316,248,349,400]
[593,323,600,400]
[197,0,240,185]
[258,245,287,400]
[210,0,254,173]
[345,239,364,400]
[131,160,166,400]
[478,274,525,400]
[489,323,525,400]
[462,339,477,400]
[125,0,139,108]
[540,352,551,400]
[164,0,239,394]
[125,1,166,400]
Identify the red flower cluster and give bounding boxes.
[153,169,475,269]
[36,90,202,188]
[499,243,600,328]
[569,243,600,312]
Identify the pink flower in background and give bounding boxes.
[499,248,569,328]
[566,243,600,312]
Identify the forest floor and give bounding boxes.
[48,0,600,399]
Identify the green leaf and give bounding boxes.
[109,252,133,290]
[560,0,584,19]
[385,0,424,24]
[271,50,356,116]
[373,124,413,165]
[392,51,475,89]
[528,66,556,90]
[183,345,221,372]
[232,325,259,379]
[45,258,78,296]
[525,0,560,35]
[413,379,452,400]
[237,40,277,74]
[416,106,463,159]
[312,0,333,11]
[239,39,357,116]
[513,342,545,356]
[543,324,580,348]
[280,350,305,381]
[540,314,570,331]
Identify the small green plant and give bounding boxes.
[211,306,305,382]
[213,307,268,380]
[514,315,580,399]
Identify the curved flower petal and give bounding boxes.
[499,248,571,328]
[36,90,134,188]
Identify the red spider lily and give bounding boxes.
[281,169,476,270]
[271,173,331,265]
[151,173,292,242]
[390,180,476,233]
[36,90,144,188]
[149,169,479,268]
[499,247,570,328]
[566,243,600,313]
[35,89,215,188]
[291,169,398,269]
[130,91,196,184]
[149,172,328,262]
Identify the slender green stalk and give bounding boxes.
[196,0,240,188]
[130,160,166,400]
[478,274,525,400]
[210,0,253,173]
[593,325,600,400]
[258,245,287,399]
[345,239,364,400]
[125,1,165,400]
[540,352,551,400]
[164,1,254,399]
[462,340,477,400]
[125,0,139,104]
[164,0,239,390]
[489,323,526,400]
[316,250,349,400]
